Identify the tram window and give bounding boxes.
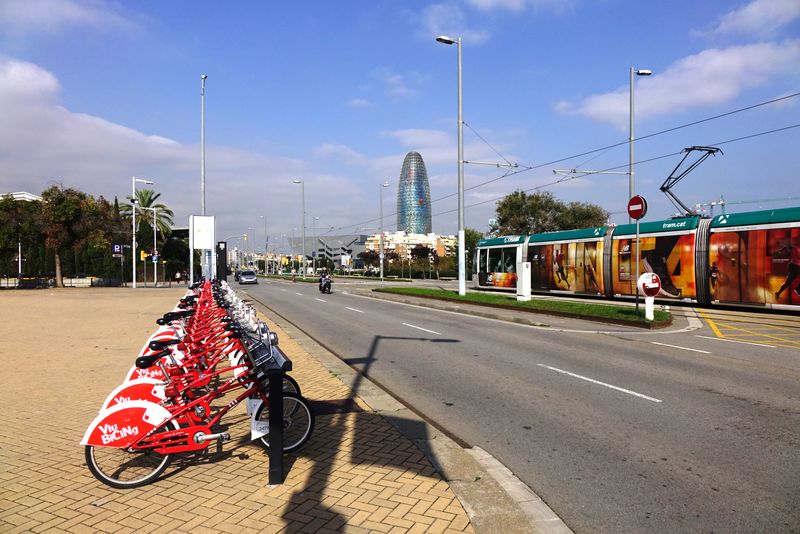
[479,250,488,273]
[489,249,502,271]
[488,247,515,273]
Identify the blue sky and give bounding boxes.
[1,0,798,251]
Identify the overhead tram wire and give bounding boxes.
[452,90,800,198]
[327,93,800,235]
[428,122,800,219]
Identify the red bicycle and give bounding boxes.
[82,281,314,489]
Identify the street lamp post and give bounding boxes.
[311,216,320,275]
[199,74,209,281]
[245,226,256,267]
[436,35,466,296]
[629,66,652,223]
[260,215,267,273]
[147,207,158,287]
[131,177,154,289]
[292,180,305,278]
[379,181,390,282]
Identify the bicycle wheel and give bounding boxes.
[282,374,301,397]
[85,420,177,489]
[254,392,315,453]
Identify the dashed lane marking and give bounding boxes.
[402,323,441,335]
[537,363,662,403]
[694,335,775,348]
[651,341,710,354]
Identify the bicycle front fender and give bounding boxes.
[81,400,173,447]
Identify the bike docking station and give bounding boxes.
[249,328,294,485]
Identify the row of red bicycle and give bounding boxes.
[82,279,314,488]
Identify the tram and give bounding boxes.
[473,206,800,309]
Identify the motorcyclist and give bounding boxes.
[319,269,332,293]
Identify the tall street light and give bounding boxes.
[131,177,154,289]
[199,74,209,281]
[629,66,651,223]
[436,35,466,296]
[260,215,267,273]
[146,207,158,286]
[201,74,208,216]
[292,180,305,278]
[311,216,320,274]
[379,181,390,282]
[247,227,255,267]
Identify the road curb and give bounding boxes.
[250,296,572,534]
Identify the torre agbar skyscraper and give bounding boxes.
[396,151,432,234]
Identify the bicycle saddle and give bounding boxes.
[135,349,170,369]
[148,338,180,352]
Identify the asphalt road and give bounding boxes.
[240,278,800,533]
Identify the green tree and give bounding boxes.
[120,188,174,244]
[0,194,43,276]
[357,250,379,269]
[464,227,483,274]
[559,201,609,231]
[40,186,112,287]
[491,190,608,235]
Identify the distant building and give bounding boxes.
[3,191,42,202]
[396,152,432,234]
[365,231,456,259]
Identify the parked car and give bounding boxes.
[238,269,258,285]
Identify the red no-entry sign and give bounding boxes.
[627,195,648,220]
[638,273,661,298]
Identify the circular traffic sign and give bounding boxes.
[638,273,661,297]
[627,195,648,220]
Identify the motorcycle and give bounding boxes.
[319,275,332,294]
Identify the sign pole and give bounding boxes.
[627,195,648,315]
[635,218,640,314]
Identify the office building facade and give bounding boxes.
[396,152,432,234]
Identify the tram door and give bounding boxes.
[528,245,549,290]
[710,232,745,303]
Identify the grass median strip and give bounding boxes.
[374,287,671,327]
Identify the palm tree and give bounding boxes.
[120,189,174,244]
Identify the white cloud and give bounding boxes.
[372,68,425,99]
[466,0,575,13]
[312,143,368,165]
[386,128,453,149]
[419,3,490,45]
[0,0,138,35]
[706,0,800,36]
[347,98,374,109]
[555,40,800,129]
[0,56,366,241]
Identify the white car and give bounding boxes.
[238,269,258,284]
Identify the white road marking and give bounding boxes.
[315,298,327,303]
[537,364,663,403]
[651,341,710,354]
[694,335,775,348]
[402,323,441,335]
[345,307,364,313]
[295,292,303,296]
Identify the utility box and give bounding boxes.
[516,262,531,301]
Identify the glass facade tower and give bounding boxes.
[396,152,432,234]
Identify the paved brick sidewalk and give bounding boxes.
[0,288,475,533]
